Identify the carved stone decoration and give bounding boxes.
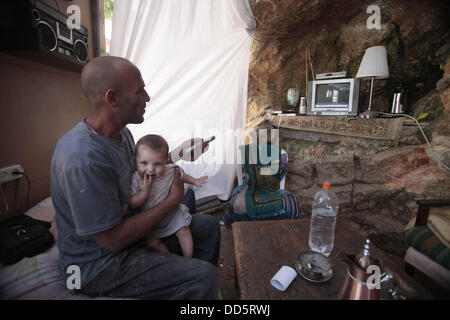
[267,116,405,140]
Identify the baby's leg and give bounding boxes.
[176,226,193,258]
[146,237,170,254]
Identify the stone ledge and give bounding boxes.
[267,115,406,141]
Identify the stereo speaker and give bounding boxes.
[0,0,89,72]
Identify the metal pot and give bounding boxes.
[337,239,397,300]
[391,87,407,114]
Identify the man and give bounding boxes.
[50,56,220,299]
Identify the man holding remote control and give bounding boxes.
[171,136,215,163]
[50,56,220,299]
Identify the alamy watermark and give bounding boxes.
[366,265,382,289]
[67,264,386,291]
[366,4,381,30]
[66,5,81,30]
[66,264,81,290]
[347,264,389,290]
[166,123,281,175]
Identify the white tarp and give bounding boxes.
[110,0,255,200]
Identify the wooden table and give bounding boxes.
[232,219,432,300]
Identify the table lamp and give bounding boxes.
[356,46,389,118]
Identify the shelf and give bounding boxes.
[266,115,406,141]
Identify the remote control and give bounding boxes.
[185,136,215,153]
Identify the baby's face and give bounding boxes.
[136,146,168,179]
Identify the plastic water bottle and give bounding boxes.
[308,182,339,256]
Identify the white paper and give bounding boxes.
[270,265,297,291]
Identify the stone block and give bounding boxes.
[355,145,421,184]
[399,136,422,145]
[280,128,320,142]
[315,155,355,186]
[352,183,395,210]
[293,184,352,210]
[332,184,353,208]
[355,157,386,184]
[293,184,321,208]
[350,210,407,236]
[286,159,315,190]
[400,125,420,138]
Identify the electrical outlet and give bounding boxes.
[0,165,24,184]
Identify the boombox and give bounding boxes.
[0,0,89,71]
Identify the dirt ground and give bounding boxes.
[210,207,239,300]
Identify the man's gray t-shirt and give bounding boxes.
[50,119,136,288]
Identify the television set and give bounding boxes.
[307,78,360,116]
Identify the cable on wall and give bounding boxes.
[377,112,450,171]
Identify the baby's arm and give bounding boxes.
[129,173,153,209]
[182,173,208,187]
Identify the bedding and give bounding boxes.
[0,197,116,300]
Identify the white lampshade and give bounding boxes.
[356,46,389,79]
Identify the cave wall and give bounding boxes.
[246,0,450,257]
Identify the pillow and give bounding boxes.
[427,207,450,248]
[403,226,450,269]
[240,144,284,218]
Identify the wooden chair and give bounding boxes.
[404,199,450,291]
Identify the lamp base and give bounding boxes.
[359,110,378,118]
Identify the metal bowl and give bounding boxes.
[295,251,333,283]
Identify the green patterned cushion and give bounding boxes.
[240,144,284,219]
[403,225,450,269]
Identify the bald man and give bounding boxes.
[50,56,220,299]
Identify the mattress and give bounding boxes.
[0,197,115,300]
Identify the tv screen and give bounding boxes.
[315,83,350,108]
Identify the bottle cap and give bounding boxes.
[322,182,331,190]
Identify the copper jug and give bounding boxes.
[337,239,396,300]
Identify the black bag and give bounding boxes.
[0,215,54,265]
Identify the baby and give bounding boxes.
[129,134,208,258]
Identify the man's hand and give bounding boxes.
[94,169,185,253]
[170,138,209,163]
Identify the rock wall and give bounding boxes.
[246,0,450,257]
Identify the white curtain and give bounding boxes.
[110,0,255,200]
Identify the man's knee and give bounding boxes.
[194,214,220,233]
[194,261,219,299]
